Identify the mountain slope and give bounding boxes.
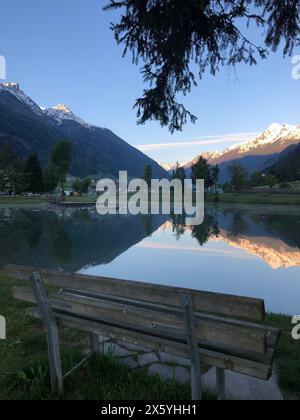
[0,83,167,178]
[265,143,300,181]
[182,123,300,182]
[185,123,300,167]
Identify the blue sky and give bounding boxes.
[0,0,299,164]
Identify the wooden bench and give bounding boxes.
[5,264,281,400]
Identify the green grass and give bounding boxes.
[2,193,300,207]
[2,351,204,401]
[207,193,300,205]
[0,274,213,400]
[65,196,97,203]
[287,181,300,190]
[0,197,46,205]
[0,195,97,206]
[265,314,300,400]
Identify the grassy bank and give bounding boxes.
[0,196,96,205]
[0,274,213,400]
[0,197,46,205]
[1,193,300,207]
[65,196,97,203]
[265,314,300,400]
[0,196,97,207]
[207,193,300,205]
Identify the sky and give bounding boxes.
[0,0,299,164]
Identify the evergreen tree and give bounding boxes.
[211,165,220,194]
[104,1,300,132]
[172,162,186,183]
[191,157,212,188]
[0,144,19,194]
[144,164,153,189]
[44,164,58,193]
[228,163,248,193]
[51,140,73,195]
[24,154,44,193]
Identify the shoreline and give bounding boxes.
[1,192,300,208]
[206,193,300,206]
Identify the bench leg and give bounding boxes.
[191,367,202,401]
[181,294,202,401]
[216,368,226,400]
[29,272,63,394]
[90,333,100,354]
[47,324,64,394]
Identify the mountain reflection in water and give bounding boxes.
[168,209,300,270]
[0,206,300,271]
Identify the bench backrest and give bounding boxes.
[5,265,265,320]
[5,265,280,381]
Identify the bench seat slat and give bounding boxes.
[26,307,273,381]
[5,265,265,321]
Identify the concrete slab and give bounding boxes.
[159,352,190,367]
[121,341,151,353]
[102,342,132,357]
[174,366,191,383]
[202,368,283,401]
[149,363,175,380]
[138,352,159,367]
[121,356,139,369]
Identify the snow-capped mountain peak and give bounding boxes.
[45,103,92,128]
[266,122,283,133]
[159,162,177,172]
[0,82,44,116]
[0,82,94,128]
[231,123,297,155]
[52,103,73,114]
[183,121,300,170]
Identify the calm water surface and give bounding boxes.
[1,204,300,314]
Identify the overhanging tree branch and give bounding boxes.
[104,0,300,132]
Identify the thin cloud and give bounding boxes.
[136,132,258,152]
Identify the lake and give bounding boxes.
[1,204,300,315]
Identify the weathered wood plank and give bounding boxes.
[58,291,268,357]
[13,286,269,358]
[5,265,265,321]
[61,288,279,351]
[26,307,272,380]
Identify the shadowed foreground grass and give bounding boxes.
[265,314,300,400]
[2,351,208,401]
[0,274,214,400]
